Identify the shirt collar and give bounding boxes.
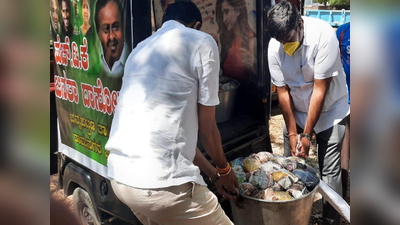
[161,20,186,29]
[119,43,129,66]
[101,42,128,71]
[301,16,310,46]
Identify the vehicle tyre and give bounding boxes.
[73,187,101,225]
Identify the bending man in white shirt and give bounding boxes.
[266,2,349,225]
[105,2,237,225]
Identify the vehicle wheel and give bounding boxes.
[73,187,101,225]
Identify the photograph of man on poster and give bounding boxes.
[95,0,128,77]
[50,0,60,37]
[61,0,73,38]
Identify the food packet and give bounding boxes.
[275,191,294,201]
[249,169,274,189]
[245,172,251,180]
[277,176,294,190]
[270,182,282,191]
[221,83,231,91]
[272,170,298,189]
[232,165,244,173]
[285,156,308,171]
[243,157,261,172]
[250,189,266,200]
[239,182,255,196]
[286,156,306,165]
[292,169,319,192]
[272,170,287,181]
[289,181,307,192]
[235,171,247,184]
[254,152,274,163]
[288,181,308,199]
[230,157,246,167]
[272,170,298,182]
[219,75,229,83]
[265,188,278,201]
[260,161,282,174]
[285,161,297,172]
[231,82,239,90]
[274,156,287,168]
[232,165,247,184]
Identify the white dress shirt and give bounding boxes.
[268,17,350,133]
[105,21,220,188]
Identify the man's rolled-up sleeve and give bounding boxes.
[268,41,286,87]
[195,36,220,106]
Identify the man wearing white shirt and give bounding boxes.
[267,2,349,225]
[105,2,237,224]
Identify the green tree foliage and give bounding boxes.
[317,0,329,6]
[330,0,350,6]
[317,0,350,6]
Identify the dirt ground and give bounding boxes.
[50,174,74,211]
[50,104,350,224]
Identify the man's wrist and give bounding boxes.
[215,161,229,170]
[209,171,220,184]
[216,162,230,174]
[300,133,312,141]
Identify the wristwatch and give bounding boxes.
[209,171,220,184]
[300,133,312,141]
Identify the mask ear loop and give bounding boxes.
[296,18,304,45]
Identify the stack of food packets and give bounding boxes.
[233,152,319,201]
[219,76,239,92]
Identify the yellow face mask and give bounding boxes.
[283,41,300,56]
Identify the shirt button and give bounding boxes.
[147,190,152,196]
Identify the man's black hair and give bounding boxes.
[266,1,301,41]
[161,1,202,26]
[95,0,123,32]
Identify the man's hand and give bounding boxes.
[198,104,239,200]
[215,172,238,201]
[296,137,311,159]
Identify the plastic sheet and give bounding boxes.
[292,169,319,192]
